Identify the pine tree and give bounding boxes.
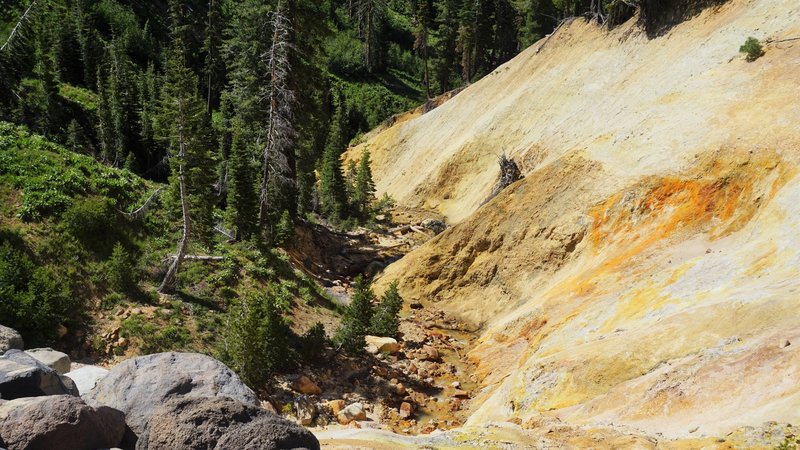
[203,0,224,113]
[258,0,296,231]
[493,0,519,66]
[414,0,433,98]
[318,94,349,222]
[354,0,387,72]
[153,16,214,293]
[226,118,258,241]
[352,147,376,220]
[226,291,292,388]
[335,275,375,353]
[370,281,403,338]
[433,0,460,93]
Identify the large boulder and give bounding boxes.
[0,350,77,400]
[0,327,23,354]
[24,348,70,375]
[64,365,109,395]
[83,352,258,436]
[365,336,400,355]
[136,396,320,450]
[0,395,125,450]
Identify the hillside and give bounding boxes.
[342,0,800,446]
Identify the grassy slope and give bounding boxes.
[0,121,341,360]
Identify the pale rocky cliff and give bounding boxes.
[341,0,800,446]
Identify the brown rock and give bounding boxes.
[336,403,366,425]
[421,345,439,361]
[452,389,470,399]
[399,401,413,419]
[327,399,345,415]
[292,375,322,395]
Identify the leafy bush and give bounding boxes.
[370,281,403,338]
[61,196,116,242]
[335,275,375,353]
[0,241,76,346]
[740,37,764,62]
[120,314,191,354]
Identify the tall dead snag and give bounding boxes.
[481,153,522,206]
[258,0,295,229]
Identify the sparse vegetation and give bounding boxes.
[740,37,764,62]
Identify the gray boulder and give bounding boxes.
[0,350,77,400]
[84,352,258,437]
[0,395,125,450]
[64,365,109,395]
[137,396,319,450]
[0,327,23,354]
[24,348,70,375]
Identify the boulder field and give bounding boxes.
[0,332,319,450]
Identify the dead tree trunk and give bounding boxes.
[481,153,522,206]
[258,0,294,229]
[159,132,190,294]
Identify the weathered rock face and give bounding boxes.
[0,350,77,399]
[292,375,322,395]
[350,0,800,444]
[0,326,23,354]
[136,396,319,450]
[64,365,109,395]
[0,395,125,450]
[24,348,70,375]
[293,395,317,426]
[83,352,257,436]
[336,402,366,425]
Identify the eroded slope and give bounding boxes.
[354,0,800,443]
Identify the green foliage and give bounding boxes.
[318,94,349,223]
[335,275,375,353]
[0,240,76,347]
[351,147,376,220]
[0,122,144,221]
[273,210,294,248]
[370,281,403,338]
[61,196,116,245]
[740,37,764,62]
[226,291,293,388]
[226,118,258,241]
[106,242,135,292]
[120,314,191,354]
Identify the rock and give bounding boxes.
[84,352,257,437]
[292,375,322,395]
[0,350,77,399]
[450,381,461,388]
[365,336,400,355]
[261,399,278,414]
[64,365,109,395]
[337,402,367,425]
[327,399,345,415]
[0,395,125,450]
[136,396,319,450]
[24,348,71,375]
[394,382,407,396]
[372,365,389,378]
[0,326,23,353]
[421,345,439,361]
[409,301,423,310]
[452,389,470,399]
[294,395,317,426]
[399,401,413,419]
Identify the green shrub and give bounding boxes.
[740,37,764,62]
[370,281,403,338]
[106,242,135,292]
[334,275,375,353]
[225,292,293,388]
[273,210,293,247]
[120,314,191,354]
[0,241,76,346]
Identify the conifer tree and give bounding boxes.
[352,147,376,220]
[226,291,292,388]
[318,94,349,222]
[370,281,403,338]
[154,24,214,293]
[355,0,387,72]
[258,0,296,230]
[227,118,258,241]
[335,275,375,353]
[414,0,433,98]
[433,0,460,93]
